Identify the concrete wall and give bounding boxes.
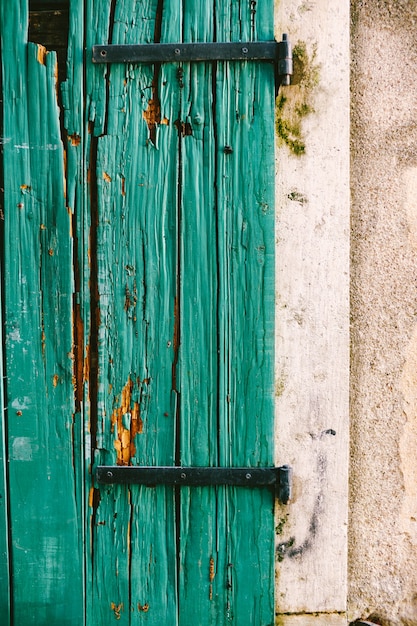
[275,1,417,624]
[350,1,417,625]
[275,1,350,624]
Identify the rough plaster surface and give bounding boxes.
[350,1,417,624]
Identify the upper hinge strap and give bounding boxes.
[92,35,292,85]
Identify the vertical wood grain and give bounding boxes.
[214,2,275,624]
[0,245,10,622]
[177,2,276,624]
[178,2,219,622]
[85,1,180,623]
[1,1,83,622]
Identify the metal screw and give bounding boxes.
[180,472,186,479]
[174,48,181,55]
[242,47,248,54]
[100,49,107,57]
[107,471,114,478]
[223,145,233,154]
[246,473,252,480]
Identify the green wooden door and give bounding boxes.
[0,1,275,624]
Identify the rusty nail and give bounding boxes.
[223,145,233,154]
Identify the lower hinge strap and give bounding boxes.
[96,465,292,504]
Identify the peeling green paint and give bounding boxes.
[1,0,276,624]
[275,41,320,155]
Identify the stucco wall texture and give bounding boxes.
[350,1,417,624]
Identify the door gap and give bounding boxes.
[174,117,183,626]
[87,133,100,454]
[28,1,69,86]
[102,0,117,137]
[28,0,70,191]
[212,59,222,469]
[174,6,185,612]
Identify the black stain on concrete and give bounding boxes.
[276,453,327,560]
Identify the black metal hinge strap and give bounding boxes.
[92,35,293,85]
[96,465,292,504]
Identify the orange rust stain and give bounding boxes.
[103,172,112,183]
[132,401,143,435]
[209,556,215,582]
[53,58,58,97]
[83,344,90,387]
[48,248,54,256]
[124,282,137,312]
[88,486,101,509]
[52,374,59,387]
[37,44,47,65]
[143,98,161,134]
[138,603,149,613]
[112,378,142,465]
[63,150,67,200]
[40,224,46,230]
[209,556,215,600]
[68,133,81,146]
[110,603,123,620]
[73,304,85,407]
[121,176,126,196]
[161,117,169,125]
[174,119,193,137]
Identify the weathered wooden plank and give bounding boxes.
[177,3,220,622]
[213,1,276,624]
[0,267,10,621]
[0,29,10,597]
[172,0,276,623]
[85,1,180,623]
[1,0,83,622]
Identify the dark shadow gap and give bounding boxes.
[28,1,70,86]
